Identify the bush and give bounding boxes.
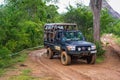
[0,49,27,76]
[112,21,120,36]
[0,46,12,68]
[18,20,44,48]
[95,42,105,57]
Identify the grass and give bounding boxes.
[96,56,104,63]
[115,36,120,46]
[0,51,28,76]
[0,46,43,77]
[9,69,53,80]
[9,75,53,80]
[22,69,31,75]
[0,69,6,76]
[110,34,120,46]
[10,75,53,80]
[11,52,28,63]
[9,69,34,80]
[0,46,53,80]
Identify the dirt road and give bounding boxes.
[27,34,120,80]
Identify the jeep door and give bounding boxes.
[54,32,62,52]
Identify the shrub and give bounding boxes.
[0,46,12,68]
[95,42,105,57]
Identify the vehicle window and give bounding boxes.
[63,32,84,41]
[77,32,83,40]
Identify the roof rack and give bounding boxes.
[45,23,77,26]
[44,23,77,31]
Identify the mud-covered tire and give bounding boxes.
[87,54,96,64]
[61,51,71,65]
[46,48,53,59]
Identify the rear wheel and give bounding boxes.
[61,51,71,65]
[46,48,53,59]
[87,54,96,64]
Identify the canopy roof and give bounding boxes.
[45,23,77,26]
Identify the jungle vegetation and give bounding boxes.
[0,0,120,69]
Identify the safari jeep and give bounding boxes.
[44,23,97,65]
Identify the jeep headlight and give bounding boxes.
[91,45,96,50]
[67,45,76,51]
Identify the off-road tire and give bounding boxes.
[61,51,71,65]
[87,54,96,64]
[46,48,53,59]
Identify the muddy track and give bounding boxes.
[29,34,120,80]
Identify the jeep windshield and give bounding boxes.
[62,31,84,41]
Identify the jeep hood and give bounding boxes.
[65,41,94,46]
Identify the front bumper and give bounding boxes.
[68,50,97,55]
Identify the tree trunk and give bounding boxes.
[90,0,102,42]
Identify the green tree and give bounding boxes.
[0,0,60,68]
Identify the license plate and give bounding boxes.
[91,51,97,53]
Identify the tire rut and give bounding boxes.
[35,53,91,80]
[28,35,120,80]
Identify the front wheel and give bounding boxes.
[61,51,71,65]
[46,48,53,59]
[87,54,96,64]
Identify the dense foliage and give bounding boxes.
[0,0,120,69]
[0,0,60,68]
